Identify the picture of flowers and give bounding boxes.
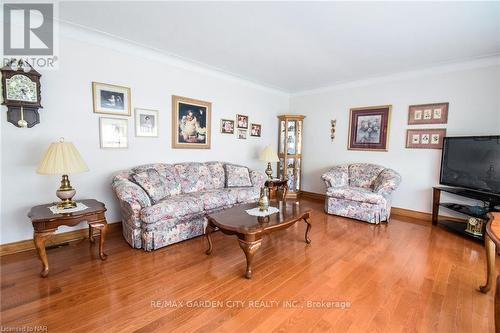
[348,105,391,151]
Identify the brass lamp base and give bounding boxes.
[265,162,273,179]
[56,175,77,209]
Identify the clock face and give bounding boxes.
[6,74,38,103]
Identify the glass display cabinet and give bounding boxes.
[277,115,305,198]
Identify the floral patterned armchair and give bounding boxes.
[321,163,401,224]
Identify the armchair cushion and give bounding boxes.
[348,163,385,189]
[326,186,387,206]
[225,164,252,187]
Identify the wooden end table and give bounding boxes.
[265,178,288,200]
[205,201,311,279]
[28,199,109,277]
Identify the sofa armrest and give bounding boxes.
[111,176,151,219]
[373,168,402,195]
[250,169,267,188]
[321,165,348,188]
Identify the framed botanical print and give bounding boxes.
[92,82,131,116]
[172,95,211,149]
[135,108,158,137]
[237,114,248,129]
[408,102,448,125]
[99,117,128,148]
[220,119,234,134]
[406,128,446,149]
[348,105,391,151]
[237,129,247,139]
[250,123,261,137]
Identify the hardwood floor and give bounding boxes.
[0,199,495,332]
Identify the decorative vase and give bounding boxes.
[258,187,269,211]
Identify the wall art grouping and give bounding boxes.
[220,114,261,139]
[406,101,449,150]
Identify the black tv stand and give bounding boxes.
[432,186,500,241]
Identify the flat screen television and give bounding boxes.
[440,135,500,195]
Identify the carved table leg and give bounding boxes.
[205,222,215,255]
[480,234,496,293]
[238,238,262,279]
[303,218,312,244]
[33,231,53,278]
[283,184,288,200]
[89,225,95,243]
[89,221,108,260]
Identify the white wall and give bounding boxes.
[290,64,500,213]
[0,29,289,244]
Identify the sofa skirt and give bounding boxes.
[325,197,391,224]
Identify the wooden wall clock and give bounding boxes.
[1,59,43,128]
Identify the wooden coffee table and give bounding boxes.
[205,201,312,279]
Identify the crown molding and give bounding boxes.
[57,21,290,96]
[292,55,500,97]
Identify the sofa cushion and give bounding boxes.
[132,163,181,196]
[348,164,385,189]
[206,162,226,189]
[326,186,387,205]
[229,187,260,203]
[131,169,170,204]
[175,162,214,193]
[140,194,204,224]
[225,164,252,187]
[191,189,237,210]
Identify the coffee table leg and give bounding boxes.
[480,234,495,293]
[205,222,215,255]
[238,238,262,279]
[89,221,108,260]
[33,231,53,278]
[303,218,312,244]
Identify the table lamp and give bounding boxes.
[259,145,279,179]
[36,138,89,209]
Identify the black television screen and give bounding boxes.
[440,136,500,195]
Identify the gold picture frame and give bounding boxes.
[348,105,391,151]
[172,95,211,149]
[92,82,131,116]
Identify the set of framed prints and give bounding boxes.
[405,102,448,149]
[92,82,159,149]
[220,114,261,140]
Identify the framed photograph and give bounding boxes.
[237,129,247,139]
[250,123,261,137]
[172,95,211,149]
[92,82,131,116]
[405,128,446,149]
[220,119,234,134]
[348,105,391,151]
[99,117,128,149]
[408,102,448,125]
[135,108,158,137]
[237,114,249,129]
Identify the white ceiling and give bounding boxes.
[60,1,500,93]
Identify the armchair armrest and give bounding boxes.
[373,168,402,195]
[250,169,267,188]
[321,165,348,188]
[111,174,151,220]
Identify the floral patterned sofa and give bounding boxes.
[112,162,266,251]
[321,163,401,224]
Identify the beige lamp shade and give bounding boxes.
[37,140,89,175]
[259,145,279,162]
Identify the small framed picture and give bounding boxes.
[92,82,131,116]
[406,128,446,149]
[408,102,448,124]
[220,119,234,134]
[99,117,128,148]
[250,123,261,137]
[135,108,158,137]
[237,114,248,129]
[237,129,247,139]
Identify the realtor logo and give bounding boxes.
[3,3,54,55]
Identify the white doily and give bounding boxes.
[245,206,280,217]
[49,202,88,214]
